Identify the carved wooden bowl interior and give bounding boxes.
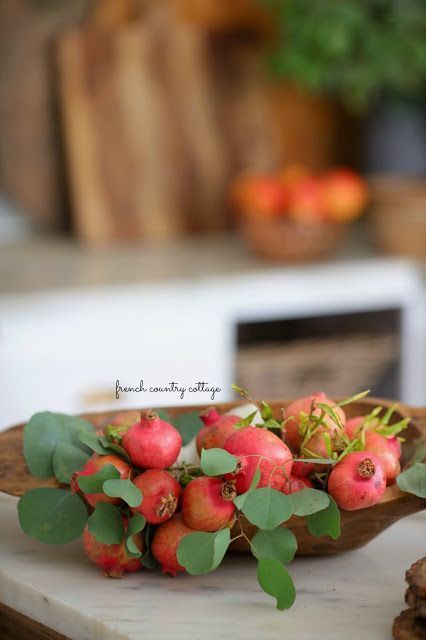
[0,397,424,555]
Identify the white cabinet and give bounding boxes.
[0,258,424,428]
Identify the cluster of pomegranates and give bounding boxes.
[231,166,368,224]
[70,392,405,579]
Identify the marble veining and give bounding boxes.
[0,492,424,639]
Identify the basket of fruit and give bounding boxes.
[0,389,424,611]
[231,167,369,263]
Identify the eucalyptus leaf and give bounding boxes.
[77,465,120,494]
[125,513,146,558]
[233,467,261,510]
[18,488,87,544]
[252,528,297,564]
[52,442,90,484]
[155,409,173,423]
[141,524,160,569]
[241,487,293,530]
[24,412,95,478]
[200,448,238,476]
[173,411,204,446]
[103,478,143,507]
[397,463,426,498]
[177,529,231,575]
[88,503,124,544]
[306,495,341,539]
[79,430,111,455]
[257,558,296,611]
[289,489,330,516]
[98,436,131,462]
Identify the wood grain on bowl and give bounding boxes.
[0,398,424,555]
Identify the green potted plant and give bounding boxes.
[262,0,426,175]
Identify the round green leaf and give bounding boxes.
[98,436,131,462]
[141,524,160,569]
[251,528,297,564]
[257,558,296,610]
[125,513,146,558]
[88,503,123,544]
[77,464,120,494]
[24,412,95,478]
[306,495,341,540]
[200,448,238,476]
[397,463,426,498]
[177,529,231,575]
[18,488,87,544]
[289,488,330,516]
[241,488,293,530]
[173,412,204,446]
[52,442,90,484]
[78,430,111,455]
[103,478,143,507]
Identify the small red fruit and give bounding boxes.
[82,517,143,577]
[288,177,327,223]
[232,174,289,218]
[151,514,195,576]
[363,431,401,485]
[132,469,181,524]
[387,436,402,459]
[328,452,386,511]
[200,407,221,427]
[122,410,182,469]
[182,476,236,532]
[321,169,368,223]
[344,416,365,439]
[292,460,315,478]
[71,454,132,508]
[285,392,345,451]
[282,476,313,494]
[196,414,241,455]
[224,426,293,494]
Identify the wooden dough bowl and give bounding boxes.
[0,397,425,556]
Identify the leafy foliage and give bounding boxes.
[257,559,296,610]
[24,412,95,478]
[200,448,238,476]
[88,503,124,545]
[251,528,297,564]
[77,465,120,494]
[262,0,426,109]
[239,487,293,530]
[18,488,87,544]
[103,478,143,508]
[306,495,341,539]
[52,443,90,484]
[397,463,426,498]
[177,529,231,575]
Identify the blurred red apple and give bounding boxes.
[231,174,289,218]
[288,176,326,223]
[321,169,368,223]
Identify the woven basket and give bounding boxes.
[239,216,346,263]
[369,176,426,258]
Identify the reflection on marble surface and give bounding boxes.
[0,492,424,640]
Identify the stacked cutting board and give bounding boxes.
[56,0,280,243]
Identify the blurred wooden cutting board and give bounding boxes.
[56,2,232,243]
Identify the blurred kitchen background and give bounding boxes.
[0,0,425,427]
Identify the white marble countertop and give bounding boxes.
[0,493,425,639]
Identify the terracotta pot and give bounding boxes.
[239,216,346,263]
